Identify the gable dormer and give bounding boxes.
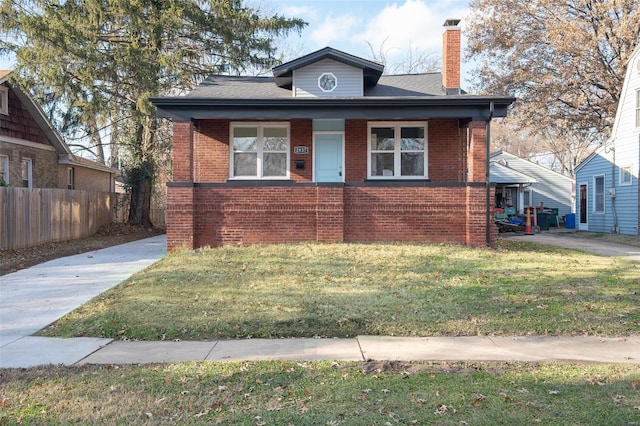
[272,47,384,98]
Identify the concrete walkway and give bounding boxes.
[503,229,640,262]
[0,235,166,368]
[1,232,639,368]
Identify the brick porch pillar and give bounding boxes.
[166,120,195,251]
[316,185,344,243]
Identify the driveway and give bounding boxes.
[0,235,166,367]
[502,230,640,262]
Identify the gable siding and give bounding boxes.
[576,49,640,236]
[492,153,574,218]
[293,59,363,97]
[576,152,613,233]
[609,54,640,235]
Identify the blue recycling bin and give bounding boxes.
[565,213,575,229]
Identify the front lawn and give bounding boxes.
[2,361,639,425]
[39,240,640,340]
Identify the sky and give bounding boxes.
[0,0,474,84]
[270,0,473,82]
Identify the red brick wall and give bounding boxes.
[344,185,488,247]
[166,117,494,251]
[166,186,195,249]
[467,122,487,183]
[192,186,318,247]
[290,120,313,182]
[428,119,467,182]
[194,119,229,182]
[345,120,367,182]
[442,26,461,91]
[172,121,194,182]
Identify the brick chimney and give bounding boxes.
[442,19,461,95]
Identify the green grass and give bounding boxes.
[1,361,639,425]
[39,240,640,340]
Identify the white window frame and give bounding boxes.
[0,86,8,115]
[367,121,428,179]
[0,155,8,185]
[620,164,633,186]
[67,167,75,189]
[593,175,604,214]
[21,158,33,188]
[229,122,290,180]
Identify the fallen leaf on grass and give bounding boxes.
[471,394,486,406]
[434,404,456,415]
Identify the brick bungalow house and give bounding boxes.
[152,20,515,251]
[0,70,117,191]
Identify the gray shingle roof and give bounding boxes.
[186,72,447,99]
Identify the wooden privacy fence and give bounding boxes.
[0,187,114,250]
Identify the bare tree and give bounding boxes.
[367,38,440,74]
[466,0,640,173]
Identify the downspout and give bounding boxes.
[610,141,618,233]
[486,102,494,247]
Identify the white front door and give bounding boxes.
[314,133,343,182]
[578,183,588,231]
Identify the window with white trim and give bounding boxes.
[21,158,32,188]
[368,122,428,179]
[0,155,8,185]
[67,167,75,189]
[230,123,289,179]
[594,175,604,213]
[620,164,633,185]
[0,86,8,115]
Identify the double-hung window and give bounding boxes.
[230,123,289,179]
[0,155,8,185]
[594,175,605,213]
[0,86,8,115]
[620,165,632,186]
[21,158,32,188]
[368,122,428,179]
[67,167,75,189]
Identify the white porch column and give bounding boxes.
[518,184,525,215]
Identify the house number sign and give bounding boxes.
[294,146,309,154]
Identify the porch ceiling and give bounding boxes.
[150,96,515,122]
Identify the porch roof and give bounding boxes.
[151,95,515,122]
[490,161,537,184]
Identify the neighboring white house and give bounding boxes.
[574,46,640,235]
[490,151,574,220]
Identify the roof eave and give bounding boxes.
[150,96,515,122]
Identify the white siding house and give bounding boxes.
[574,45,640,235]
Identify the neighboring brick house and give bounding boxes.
[152,20,515,251]
[0,71,117,191]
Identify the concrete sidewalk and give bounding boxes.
[77,335,639,365]
[0,235,166,368]
[1,232,639,368]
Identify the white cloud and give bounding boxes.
[280,5,318,21]
[355,0,469,61]
[310,14,363,47]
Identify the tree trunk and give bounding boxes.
[128,163,154,227]
[127,118,155,227]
